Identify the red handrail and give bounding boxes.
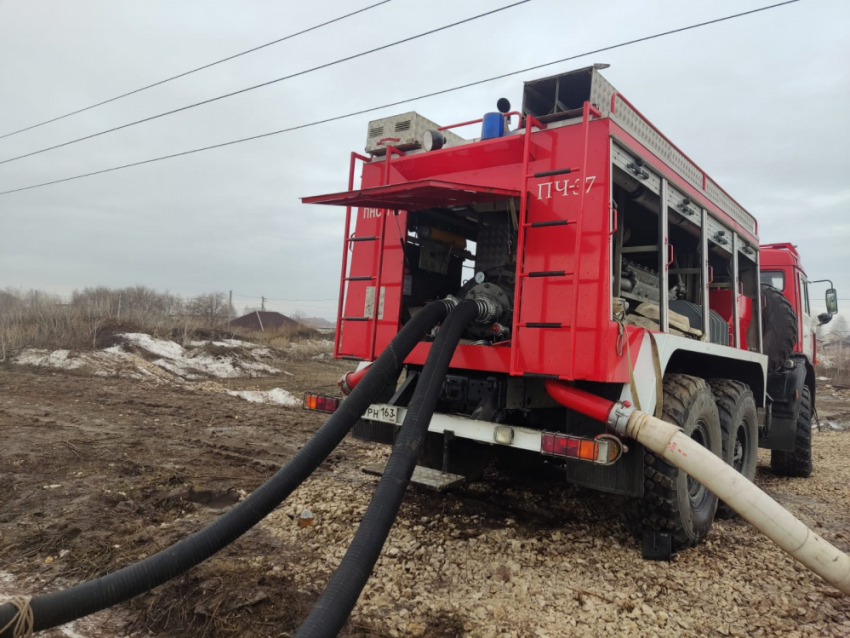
[438,111,523,132]
[510,114,547,375]
[568,102,602,373]
[335,152,371,358]
[368,145,405,361]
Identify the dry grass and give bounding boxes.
[229,322,321,348]
[0,287,331,360]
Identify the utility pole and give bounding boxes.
[228,290,233,324]
[261,296,266,312]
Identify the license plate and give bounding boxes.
[363,404,398,424]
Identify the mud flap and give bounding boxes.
[760,362,807,452]
[352,420,396,445]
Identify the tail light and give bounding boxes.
[303,392,341,414]
[541,432,623,465]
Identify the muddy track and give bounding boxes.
[1,365,849,637]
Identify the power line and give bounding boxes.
[0,0,800,197]
[0,1,392,142]
[0,0,530,166]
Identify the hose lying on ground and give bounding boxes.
[0,299,454,637]
[545,380,850,595]
[295,299,479,638]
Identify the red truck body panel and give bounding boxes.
[306,114,759,382]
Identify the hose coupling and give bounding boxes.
[473,296,501,323]
[442,295,461,310]
[606,401,636,436]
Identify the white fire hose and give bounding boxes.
[609,403,850,594]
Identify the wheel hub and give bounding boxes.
[687,421,710,505]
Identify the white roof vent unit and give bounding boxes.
[365,112,465,155]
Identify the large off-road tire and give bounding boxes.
[770,384,813,478]
[709,379,758,519]
[631,374,722,549]
[761,283,798,371]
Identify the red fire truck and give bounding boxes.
[303,66,838,550]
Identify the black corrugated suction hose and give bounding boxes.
[0,299,453,637]
[295,299,478,638]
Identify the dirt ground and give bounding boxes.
[1,358,849,637]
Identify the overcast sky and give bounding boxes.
[1,0,848,318]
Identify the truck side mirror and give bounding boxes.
[825,288,838,316]
[817,312,832,326]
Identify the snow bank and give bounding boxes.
[226,388,301,407]
[15,333,281,381]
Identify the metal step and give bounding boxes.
[362,463,465,492]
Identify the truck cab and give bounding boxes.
[757,242,838,469]
[760,243,816,361]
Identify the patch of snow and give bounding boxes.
[15,333,283,382]
[121,332,185,359]
[16,349,83,370]
[14,348,147,379]
[151,357,203,380]
[227,388,301,407]
[188,338,256,348]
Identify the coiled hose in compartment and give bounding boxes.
[295,299,479,638]
[0,299,454,637]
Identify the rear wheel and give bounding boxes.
[770,385,813,478]
[630,374,722,549]
[709,380,758,519]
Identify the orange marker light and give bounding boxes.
[579,440,597,460]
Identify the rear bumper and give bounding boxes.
[355,404,643,497]
[360,404,543,452]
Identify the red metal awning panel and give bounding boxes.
[302,179,520,211]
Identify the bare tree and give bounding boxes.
[831,314,849,338]
[188,292,234,327]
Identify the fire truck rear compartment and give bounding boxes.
[401,202,517,343]
[611,168,760,347]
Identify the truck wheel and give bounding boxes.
[761,283,798,371]
[632,374,722,549]
[770,385,813,478]
[709,379,758,519]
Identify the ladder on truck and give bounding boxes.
[510,102,602,377]
[335,146,404,361]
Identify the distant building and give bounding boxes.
[230,311,302,332]
[300,316,336,333]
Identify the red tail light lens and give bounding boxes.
[540,432,621,465]
[303,393,340,413]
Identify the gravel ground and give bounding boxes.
[264,433,850,638]
[1,363,848,637]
